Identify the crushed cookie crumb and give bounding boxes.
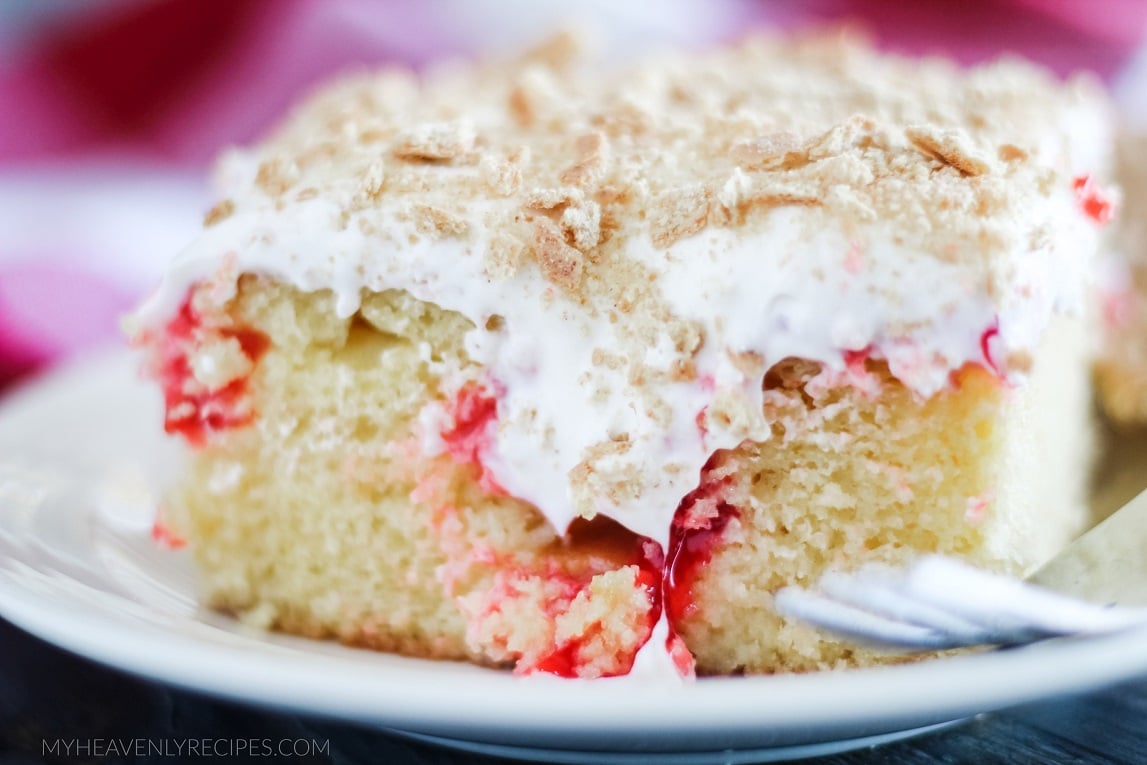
[997,144,1028,163]
[483,231,527,279]
[480,155,523,196]
[806,118,876,161]
[589,101,651,137]
[508,84,536,128]
[255,158,299,196]
[591,348,626,370]
[669,358,697,381]
[665,318,704,356]
[560,200,601,250]
[410,204,470,238]
[204,199,235,227]
[716,169,752,214]
[561,131,611,187]
[519,28,585,71]
[506,67,563,130]
[530,217,584,290]
[727,349,765,379]
[1005,350,1034,374]
[906,125,992,177]
[525,186,583,211]
[650,185,713,248]
[358,160,387,199]
[730,132,805,170]
[393,120,476,161]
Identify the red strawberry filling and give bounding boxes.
[455,515,666,679]
[979,321,1001,377]
[151,516,187,549]
[1072,174,1114,225]
[528,528,664,678]
[664,454,739,629]
[155,290,270,447]
[440,380,507,495]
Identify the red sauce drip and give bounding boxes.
[666,629,696,676]
[442,382,498,463]
[842,347,868,372]
[441,381,506,495]
[532,636,583,677]
[664,455,739,628]
[158,294,270,447]
[1072,174,1114,225]
[979,322,1001,377]
[694,407,709,439]
[529,524,664,678]
[636,539,666,615]
[151,518,187,549]
[842,346,873,387]
[230,326,271,360]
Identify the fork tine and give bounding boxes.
[773,585,975,651]
[819,569,996,644]
[775,556,1147,654]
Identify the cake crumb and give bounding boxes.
[561,131,611,187]
[357,161,387,200]
[531,217,585,289]
[411,204,470,238]
[393,120,476,161]
[481,154,524,196]
[730,132,805,170]
[525,186,583,211]
[255,157,300,196]
[484,231,528,280]
[560,200,602,250]
[190,336,256,391]
[204,199,235,227]
[650,186,713,248]
[998,144,1029,163]
[906,125,992,177]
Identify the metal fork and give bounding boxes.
[773,488,1147,651]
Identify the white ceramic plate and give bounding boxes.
[3,352,1147,763]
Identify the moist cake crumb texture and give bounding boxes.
[129,29,1114,677]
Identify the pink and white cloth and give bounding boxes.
[1,0,1144,392]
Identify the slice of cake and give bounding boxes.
[128,31,1114,677]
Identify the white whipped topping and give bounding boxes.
[626,617,688,682]
[133,179,1100,547]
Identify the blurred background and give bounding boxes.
[1,0,1146,392]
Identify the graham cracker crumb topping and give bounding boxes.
[247,29,1099,305]
[530,216,585,291]
[410,203,470,239]
[393,120,476,162]
[255,158,299,196]
[905,125,993,177]
[211,31,1106,475]
[204,199,235,227]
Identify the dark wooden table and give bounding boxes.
[2,616,1144,764]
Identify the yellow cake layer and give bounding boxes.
[166,279,1092,675]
